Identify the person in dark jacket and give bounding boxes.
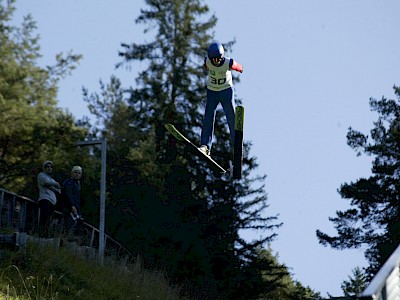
[62,165,83,234]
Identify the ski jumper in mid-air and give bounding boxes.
[199,42,243,156]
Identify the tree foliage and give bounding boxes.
[257,247,321,300]
[0,0,321,298]
[85,0,283,298]
[317,86,400,275]
[0,0,87,196]
[340,266,368,297]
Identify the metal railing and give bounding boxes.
[0,188,34,233]
[0,187,133,260]
[359,244,400,300]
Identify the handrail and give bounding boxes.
[0,187,133,259]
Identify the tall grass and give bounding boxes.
[0,240,191,300]
[0,265,63,299]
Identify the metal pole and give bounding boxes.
[75,139,106,264]
[99,138,106,264]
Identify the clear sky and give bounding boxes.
[13,0,400,296]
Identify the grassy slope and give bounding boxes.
[0,241,190,300]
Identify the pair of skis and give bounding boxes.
[165,106,244,179]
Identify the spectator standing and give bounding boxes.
[37,160,61,237]
[62,166,83,234]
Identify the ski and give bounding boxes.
[233,106,244,179]
[165,123,227,174]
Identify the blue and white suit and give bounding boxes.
[200,57,243,151]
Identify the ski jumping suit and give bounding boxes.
[200,57,243,151]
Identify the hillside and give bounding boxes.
[0,240,192,300]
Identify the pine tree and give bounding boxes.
[257,247,321,299]
[317,86,400,276]
[341,267,367,297]
[86,0,281,298]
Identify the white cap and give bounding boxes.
[71,166,82,174]
[42,160,53,170]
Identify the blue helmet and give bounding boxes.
[208,42,224,59]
